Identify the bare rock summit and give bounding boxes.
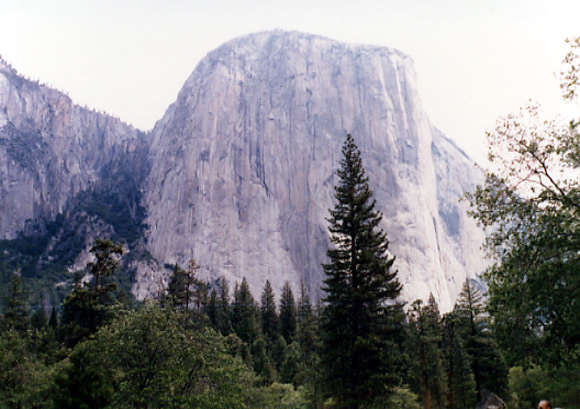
[143,31,486,310]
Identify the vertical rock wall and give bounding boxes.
[144,31,486,310]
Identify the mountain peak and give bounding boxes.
[144,32,485,311]
[217,30,407,57]
[0,55,15,74]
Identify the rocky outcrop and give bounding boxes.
[0,55,152,294]
[0,56,144,240]
[475,390,506,409]
[144,31,486,310]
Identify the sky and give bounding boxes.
[0,0,579,165]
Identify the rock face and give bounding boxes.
[0,56,143,239]
[0,32,487,309]
[144,31,486,310]
[0,55,151,290]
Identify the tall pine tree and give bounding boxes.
[454,278,507,399]
[260,280,279,342]
[164,258,204,312]
[441,311,476,409]
[232,278,259,345]
[279,281,297,344]
[216,276,233,335]
[60,239,123,347]
[3,272,29,332]
[321,134,404,408]
[407,297,447,409]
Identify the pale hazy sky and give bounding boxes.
[0,0,579,165]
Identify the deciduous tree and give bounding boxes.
[466,37,580,368]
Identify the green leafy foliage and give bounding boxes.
[0,329,56,408]
[507,365,580,409]
[54,304,254,409]
[249,383,309,409]
[466,37,580,369]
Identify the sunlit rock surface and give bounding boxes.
[144,31,486,310]
[0,56,141,241]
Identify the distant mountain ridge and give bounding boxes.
[0,31,486,311]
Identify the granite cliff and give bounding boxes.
[144,31,486,310]
[0,56,149,299]
[0,32,486,310]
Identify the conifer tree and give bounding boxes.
[280,341,302,385]
[252,335,277,385]
[60,239,123,347]
[165,264,187,308]
[320,134,404,408]
[188,259,208,311]
[454,278,508,398]
[271,334,288,372]
[207,289,218,328]
[49,307,58,332]
[441,311,476,409]
[165,258,204,311]
[216,276,233,335]
[88,239,123,303]
[30,308,48,330]
[232,278,259,345]
[407,297,447,409]
[297,279,313,325]
[294,282,324,408]
[279,281,297,344]
[260,280,279,342]
[116,289,132,310]
[3,272,29,332]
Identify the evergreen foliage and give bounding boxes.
[59,239,123,347]
[407,297,447,409]
[164,258,206,312]
[279,281,298,344]
[30,308,48,330]
[216,276,233,335]
[320,134,404,408]
[206,288,218,327]
[3,272,29,332]
[252,335,277,385]
[261,280,280,342]
[0,329,54,408]
[454,279,508,398]
[48,307,58,332]
[232,278,259,345]
[440,311,477,409]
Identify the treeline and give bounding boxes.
[3,242,577,408]
[0,239,503,409]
